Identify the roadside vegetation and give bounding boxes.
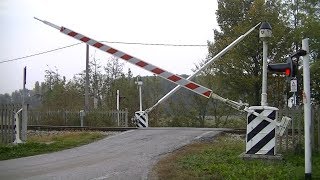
[0,131,106,161]
[152,133,320,179]
[1,1,319,129]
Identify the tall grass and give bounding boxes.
[153,134,320,179]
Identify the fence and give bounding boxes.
[0,104,22,144]
[278,105,320,153]
[28,109,129,127]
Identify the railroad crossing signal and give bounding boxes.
[268,57,297,77]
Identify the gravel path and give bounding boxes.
[0,128,224,180]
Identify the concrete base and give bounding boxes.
[239,152,283,161]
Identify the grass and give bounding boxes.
[152,133,320,180]
[0,131,105,161]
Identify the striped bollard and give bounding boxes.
[13,108,23,144]
[135,111,148,128]
[246,106,278,155]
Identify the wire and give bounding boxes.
[101,41,207,47]
[0,42,83,64]
[0,41,207,64]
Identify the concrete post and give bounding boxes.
[80,110,85,127]
[302,38,312,179]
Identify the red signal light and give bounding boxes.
[268,57,297,78]
[285,68,291,76]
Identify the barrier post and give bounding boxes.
[302,38,312,179]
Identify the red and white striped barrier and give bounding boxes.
[35,18,212,98]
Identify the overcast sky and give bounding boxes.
[0,0,218,94]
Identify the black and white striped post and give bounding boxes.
[135,111,148,128]
[13,108,23,144]
[246,106,278,155]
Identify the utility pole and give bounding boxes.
[21,67,27,141]
[259,22,272,106]
[85,44,89,112]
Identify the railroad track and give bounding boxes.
[27,125,138,132]
[27,125,247,133]
[26,125,299,135]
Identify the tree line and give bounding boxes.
[1,0,319,127]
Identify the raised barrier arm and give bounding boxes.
[34,17,212,98]
[145,23,261,113]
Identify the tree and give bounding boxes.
[311,60,320,104]
[192,62,238,127]
[208,0,290,107]
[166,90,200,127]
[41,67,68,110]
[281,0,320,105]
[34,81,40,95]
[0,93,11,104]
[11,90,22,104]
[143,75,164,126]
[101,57,125,110]
[90,56,104,108]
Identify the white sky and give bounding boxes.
[0,0,218,94]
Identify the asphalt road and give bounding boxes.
[0,128,224,180]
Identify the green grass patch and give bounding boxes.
[0,131,105,161]
[153,134,320,179]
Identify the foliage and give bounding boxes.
[142,75,164,126]
[165,90,200,127]
[311,60,320,103]
[205,0,320,107]
[1,0,319,125]
[153,134,320,179]
[0,131,104,160]
[281,0,320,105]
[192,65,240,127]
[207,0,290,106]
